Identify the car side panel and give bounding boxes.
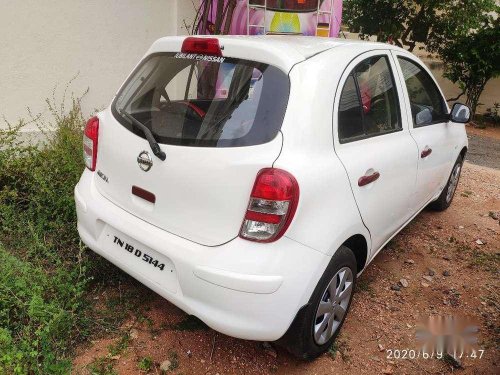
[390,51,468,210]
[276,49,371,258]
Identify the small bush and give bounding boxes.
[0,96,89,374]
[137,356,153,372]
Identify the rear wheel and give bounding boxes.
[429,155,463,211]
[278,246,357,359]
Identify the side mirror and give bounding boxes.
[450,103,471,123]
[415,107,433,126]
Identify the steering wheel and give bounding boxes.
[160,88,206,121]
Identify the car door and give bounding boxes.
[333,51,419,254]
[390,52,453,211]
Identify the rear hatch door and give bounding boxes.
[94,51,289,246]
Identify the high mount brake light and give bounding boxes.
[181,37,223,57]
[239,168,299,243]
[83,116,99,171]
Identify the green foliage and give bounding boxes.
[88,356,117,375]
[137,356,153,372]
[344,0,449,51]
[344,0,499,115]
[430,13,499,115]
[108,332,130,357]
[0,97,88,374]
[344,0,418,48]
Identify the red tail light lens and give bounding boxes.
[240,168,299,243]
[83,116,99,171]
[181,37,222,57]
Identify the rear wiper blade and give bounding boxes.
[119,109,166,161]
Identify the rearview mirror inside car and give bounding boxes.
[450,103,471,123]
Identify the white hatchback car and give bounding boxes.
[75,36,470,358]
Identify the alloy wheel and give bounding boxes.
[313,267,354,345]
[446,163,461,204]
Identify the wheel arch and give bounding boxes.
[459,146,468,160]
[342,234,368,273]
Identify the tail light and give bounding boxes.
[240,168,299,243]
[181,37,222,57]
[83,116,99,171]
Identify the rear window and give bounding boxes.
[112,53,290,147]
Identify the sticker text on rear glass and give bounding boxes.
[174,52,225,63]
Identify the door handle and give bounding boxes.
[421,147,432,158]
[358,171,380,187]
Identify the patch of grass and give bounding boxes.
[328,341,340,359]
[138,356,154,372]
[0,94,152,373]
[88,356,117,375]
[328,337,350,362]
[108,332,130,357]
[469,249,500,273]
[173,315,208,331]
[453,242,499,274]
[0,96,92,374]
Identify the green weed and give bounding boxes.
[138,356,153,372]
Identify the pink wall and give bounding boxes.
[199,0,343,37]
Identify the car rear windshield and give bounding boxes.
[112,52,290,147]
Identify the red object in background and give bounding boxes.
[360,82,372,114]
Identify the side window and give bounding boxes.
[338,55,401,143]
[397,57,448,127]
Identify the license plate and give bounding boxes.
[100,227,177,293]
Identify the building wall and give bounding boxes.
[0,0,196,129]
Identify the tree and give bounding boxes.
[344,0,499,115]
[427,3,500,115]
[343,0,443,52]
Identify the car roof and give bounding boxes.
[214,35,384,59]
[148,35,401,73]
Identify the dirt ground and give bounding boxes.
[73,129,499,375]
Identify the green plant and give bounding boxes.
[344,0,499,116]
[108,332,131,357]
[88,356,117,375]
[0,95,91,374]
[432,15,499,116]
[138,356,154,372]
[328,341,339,359]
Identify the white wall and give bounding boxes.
[0,0,197,129]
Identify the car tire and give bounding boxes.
[428,155,463,211]
[278,245,357,360]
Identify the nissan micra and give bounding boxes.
[75,36,470,359]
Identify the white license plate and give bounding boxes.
[100,227,177,293]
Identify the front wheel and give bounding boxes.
[429,155,463,211]
[278,246,357,359]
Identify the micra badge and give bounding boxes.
[97,170,109,183]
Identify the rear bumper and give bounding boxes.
[75,170,328,341]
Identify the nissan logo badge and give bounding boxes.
[137,151,153,172]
